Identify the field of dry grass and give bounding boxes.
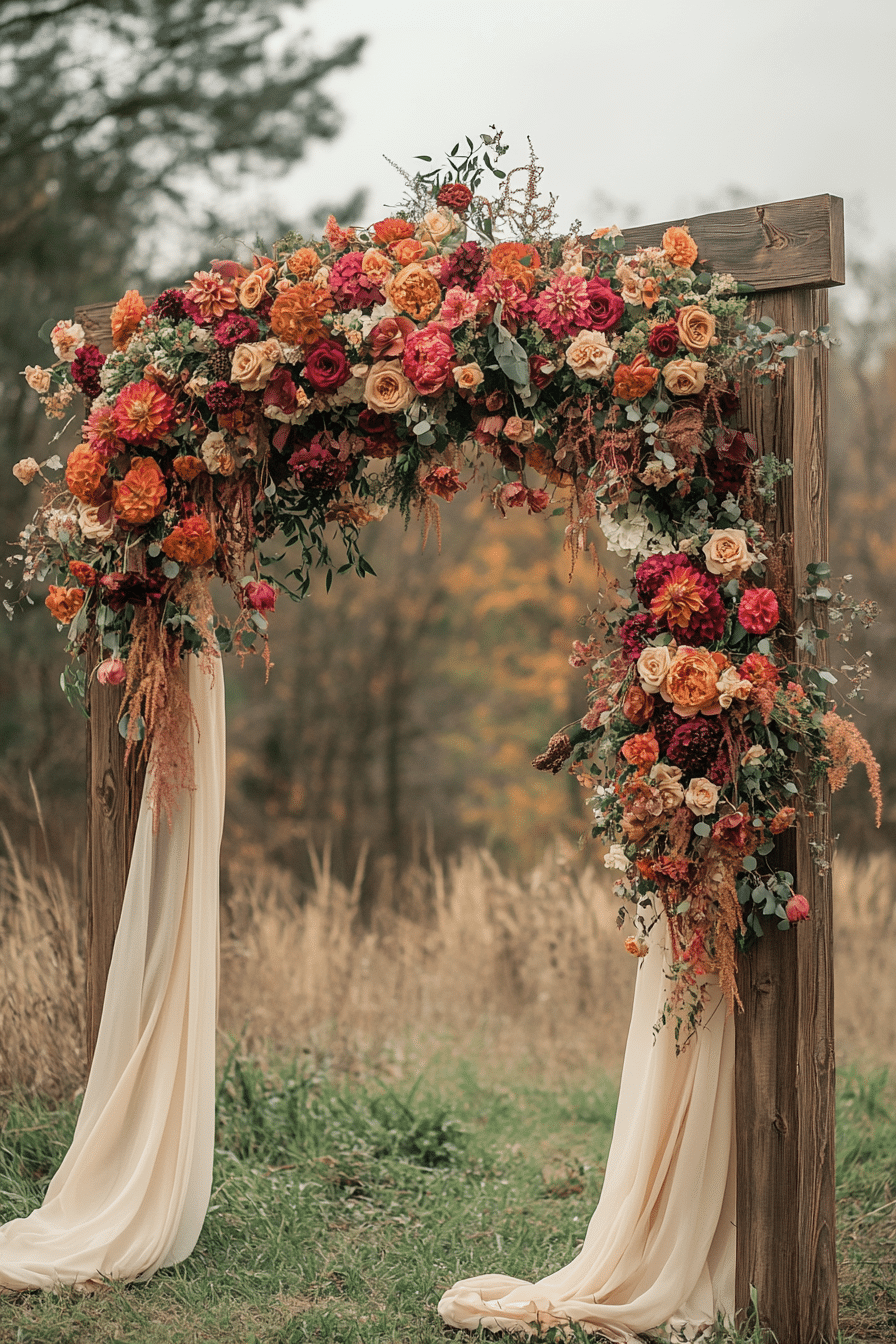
[1,829,894,1098]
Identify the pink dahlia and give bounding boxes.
[473,267,531,331]
[113,380,176,446]
[585,278,625,331]
[738,587,779,634]
[402,323,456,395]
[185,271,238,320]
[439,285,480,330]
[328,251,386,311]
[533,272,590,339]
[85,403,127,458]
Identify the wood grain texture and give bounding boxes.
[592,195,845,291]
[84,635,147,1065]
[736,287,837,1343]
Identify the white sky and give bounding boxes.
[238,0,896,271]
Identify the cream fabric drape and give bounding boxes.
[438,923,736,1342]
[0,656,225,1292]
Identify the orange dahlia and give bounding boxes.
[650,566,707,629]
[113,379,176,445]
[161,514,215,566]
[269,282,334,348]
[110,289,148,351]
[45,585,85,622]
[65,444,108,504]
[186,270,238,320]
[113,456,167,526]
[489,241,542,292]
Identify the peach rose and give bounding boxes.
[662,226,699,269]
[565,329,615,381]
[663,359,708,396]
[231,339,279,390]
[387,263,441,320]
[636,643,675,695]
[238,266,275,310]
[416,207,458,247]
[685,776,720,816]
[361,248,394,284]
[391,238,427,266]
[650,762,685,813]
[662,647,727,718]
[12,457,40,485]
[24,365,52,394]
[453,362,484,391]
[702,527,753,577]
[364,360,415,414]
[716,664,752,709]
[503,416,535,444]
[676,305,716,352]
[50,320,86,361]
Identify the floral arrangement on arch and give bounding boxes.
[12,132,879,1022]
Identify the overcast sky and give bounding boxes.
[238,0,895,275]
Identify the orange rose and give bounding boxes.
[661,226,699,269]
[269,283,334,348]
[285,248,319,280]
[391,238,427,266]
[65,444,107,504]
[371,217,416,245]
[45,585,85,623]
[161,514,215,566]
[677,305,716,352]
[662,647,728,718]
[386,263,441,321]
[489,241,541,292]
[613,353,660,401]
[623,683,654,726]
[112,456,167,525]
[110,290,147,351]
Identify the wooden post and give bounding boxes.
[76,200,844,1335]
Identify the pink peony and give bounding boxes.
[785,892,810,922]
[402,323,456,395]
[96,657,126,686]
[533,272,591,339]
[438,285,480,330]
[245,580,277,612]
[739,587,780,635]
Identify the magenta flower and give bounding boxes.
[738,587,780,634]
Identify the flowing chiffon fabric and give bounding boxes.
[438,924,736,1342]
[0,657,225,1292]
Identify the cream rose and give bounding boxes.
[684,777,720,817]
[364,359,414,414]
[78,503,115,542]
[201,431,238,476]
[231,340,280,391]
[716,664,752,709]
[416,207,458,246]
[676,305,716,352]
[663,359,708,396]
[50,320,85,361]
[702,527,753,577]
[453,362,485,392]
[565,329,615,381]
[650,762,686,813]
[12,457,40,485]
[636,643,675,694]
[741,744,767,765]
[24,365,52,394]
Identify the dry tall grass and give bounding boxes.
[1,831,895,1099]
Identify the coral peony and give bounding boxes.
[738,587,780,634]
[402,323,456,395]
[113,379,176,445]
[45,585,85,623]
[388,263,442,322]
[371,217,416,245]
[245,580,277,612]
[621,729,659,772]
[113,456,167,525]
[110,291,148,349]
[65,444,107,504]
[786,892,810,922]
[96,657,126,686]
[161,514,215,566]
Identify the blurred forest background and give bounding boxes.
[1,0,894,913]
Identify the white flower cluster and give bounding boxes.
[597,506,676,562]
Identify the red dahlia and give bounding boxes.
[436,182,473,212]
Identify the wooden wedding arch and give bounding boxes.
[76,192,845,1344]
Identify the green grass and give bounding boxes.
[0,1055,893,1344]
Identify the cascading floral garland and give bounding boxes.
[11,132,879,1027]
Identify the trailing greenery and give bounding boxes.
[0,1056,893,1343]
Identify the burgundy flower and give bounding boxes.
[650,702,681,756]
[358,408,400,458]
[205,380,245,414]
[289,433,352,491]
[585,278,624,331]
[648,320,680,357]
[634,553,726,644]
[98,571,167,612]
[666,715,724,774]
[71,344,106,400]
[711,810,750,852]
[436,182,473,212]
[704,428,756,496]
[304,340,351,393]
[149,288,204,324]
[528,353,555,389]
[441,240,487,291]
[263,367,299,415]
[619,612,658,662]
[328,252,386,311]
[738,588,780,635]
[213,313,260,350]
